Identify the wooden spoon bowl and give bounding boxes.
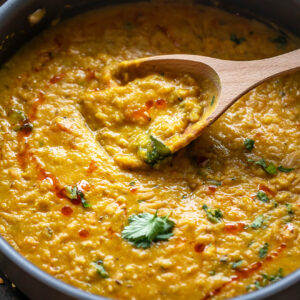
[117,49,300,153]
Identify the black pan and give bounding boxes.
[0,0,299,299]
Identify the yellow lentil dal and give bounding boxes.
[0,2,299,300]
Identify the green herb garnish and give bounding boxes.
[202,204,223,223]
[256,191,269,203]
[247,268,284,291]
[121,211,174,249]
[230,33,245,45]
[251,215,264,229]
[231,260,243,269]
[244,138,255,151]
[139,135,172,166]
[210,95,216,106]
[259,242,269,258]
[129,181,135,186]
[93,260,109,278]
[278,166,294,173]
[286,203,293,215]
[254,159,277,175]
[64,185,91,208]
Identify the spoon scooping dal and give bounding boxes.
[117,49,300,154]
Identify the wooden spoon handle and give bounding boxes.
[209,49,300,123]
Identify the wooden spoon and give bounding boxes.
[118,49,300,153]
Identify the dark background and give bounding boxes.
[0,272,27,300]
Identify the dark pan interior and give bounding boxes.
[0,0,299,300]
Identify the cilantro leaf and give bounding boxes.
[257,191,269,203]
[122,212,175,249]
[259,242,269,258]
[244,138,255,151]
[286,203,293,215]
[265,163,277,175]
[255,158,267,169]
[278,166,294,173]
[64,185,91,208]
[93,260,109,278]
[202,204,223,223]
[210,95,216,106]
[139,135,171,166]
[251,215,264,229]
[231,260,243,269]
[254,159,277,175]
[64,186,78,199]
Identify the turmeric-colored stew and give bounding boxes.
[0,2,299,300]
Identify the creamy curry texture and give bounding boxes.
[0,2,299,300]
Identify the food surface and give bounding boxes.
[0,2,299,300]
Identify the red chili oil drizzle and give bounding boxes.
[130,187,138,194]
[224,222,245,234]
[49,73,65,84]
[155,99,167,108]
[131,107,151,123]
[61,206,73,216]
[208,186,217,193]
[194,243,206,253]
[203,243,287,299]
[87,159,98,174]
[146,100,154,109]
[78,229,89,238]
[258,184,276,197]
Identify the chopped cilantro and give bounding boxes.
[210,95,216,106]
[139,135,172,166]
[182,194,188,199]
[278,166,294,173]
[65,186,78,199]
[286,203,293,215]
[121,211,174,249]
[209,271,216,276]
[202,204,223,223]
[254,159,277,175]
[231,260,243,269]
[230,33,245,45]
[64,185,91,208]
[129,181,135,186]
[259,242,269,259]
[256,191,269,203]
[250,158,293,175]
[271,35,287,48]
[244,138,255,151]
[251,215,264,229]
[79,190,91,208]
[247,268,284,291]
[265,163,277,175]
[93,260,109,278]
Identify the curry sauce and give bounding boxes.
[0,2,299,300]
